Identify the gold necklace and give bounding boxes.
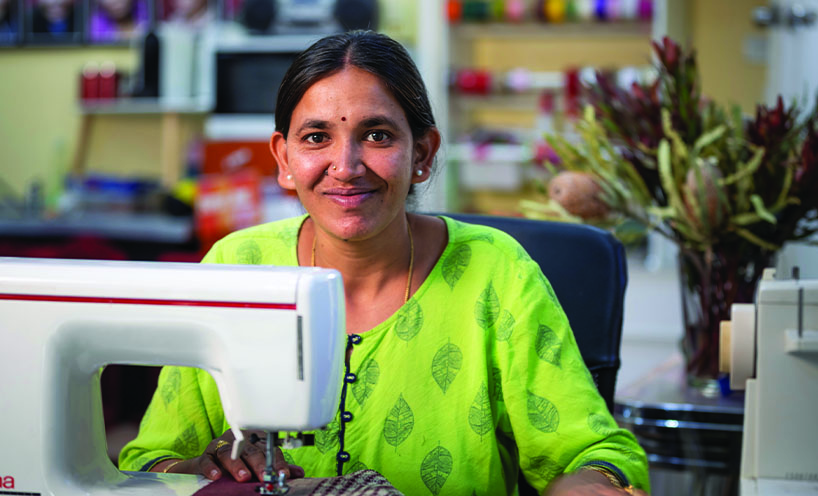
[311,219,415,304]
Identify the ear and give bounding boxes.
[411,128,441,184]
[271,131,295,190]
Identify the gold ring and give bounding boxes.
[215,440,230,451]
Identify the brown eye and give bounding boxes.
[366,131,388,142]
[305,133,327,144]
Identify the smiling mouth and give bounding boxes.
[324,188,378,207]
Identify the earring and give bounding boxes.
[286,174,292,180]
[416,170,423,176]
[332,165,337,171]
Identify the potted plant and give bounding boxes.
[523,37,818,392]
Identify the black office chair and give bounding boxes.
[439,213,628,413]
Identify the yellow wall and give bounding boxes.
[0,48,139,197]
[689,0,768,113]
[0,3,771,198]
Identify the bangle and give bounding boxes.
[581,466,634,495]
[162,460,184,474]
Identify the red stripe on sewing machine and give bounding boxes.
[0,293,296,310]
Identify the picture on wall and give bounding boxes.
[86,0,150,43]
[0,0,21,44]
[157,0,212,28]
[24,0,83,43]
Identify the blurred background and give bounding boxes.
[2,0,817,494]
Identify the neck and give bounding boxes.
[308,214,412,290]
[305,214,415,334]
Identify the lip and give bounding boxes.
[323,188,378,208]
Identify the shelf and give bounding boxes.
[79,98,212,115]
[449,142,531,163]
[451,92,542,111]
[0,213,193,244]
[450,21,652,40]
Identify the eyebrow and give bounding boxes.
[360,115,401,130]
[295,119,332,135]
[293,115,402,136]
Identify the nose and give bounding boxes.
[329,138,366,180]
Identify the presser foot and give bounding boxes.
[256,470,289,495]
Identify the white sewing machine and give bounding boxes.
[0,256,345,495]
[720,268,818,495]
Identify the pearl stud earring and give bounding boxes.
[286,174,292,180]
[416,170,423,176]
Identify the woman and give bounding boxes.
[119,30,649,495]
[88,0,148,42]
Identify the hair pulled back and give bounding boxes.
[275,30,437,141]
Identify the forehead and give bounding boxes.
[291,67,408,125]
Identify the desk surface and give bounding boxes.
[616,353,744,417]
[614,354,744,474]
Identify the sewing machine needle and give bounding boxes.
[265,435,274,483]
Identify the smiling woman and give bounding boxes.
[118,30,650,496]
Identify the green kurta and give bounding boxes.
[119,215,649,495]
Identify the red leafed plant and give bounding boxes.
[524,37,818,385]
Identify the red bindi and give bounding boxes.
[341,116,346,121]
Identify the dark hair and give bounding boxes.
[275,30,437,141]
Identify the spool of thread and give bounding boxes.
[98,61,118,100]
[80,62,100,102]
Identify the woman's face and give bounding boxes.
[271,67,438,242]
[38,0,73,23]
[99,0,133,22]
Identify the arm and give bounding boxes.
[118,365,299,481]
[494,257,650,494]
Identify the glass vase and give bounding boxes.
[677,247,774,396]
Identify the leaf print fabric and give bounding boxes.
[235,240,262,264]
[119,215,650,495]
[587,412,617,436]
[527,390,560,433]
[315,418,340,454]
[347,460,368,474]
[489,366,504,403]
[535,324,562,367]
[420,445,453,495]
[395,300,423,342]
[526,454,560,481]
[474,282,500,330]
[431,342,462,394]
[441,244,471,289]
[171,424,199,455]
[469,383,493,438]
[161,367,181,405]
[496,310,515,341]
[383,394,414,449]
[352,358,380,406]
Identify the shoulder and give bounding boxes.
[204,215,307,265]
[439,215,531,264]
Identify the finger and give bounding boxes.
[240,439,269,482]
[197,455,223,481]
[273,448,291,479]
[288,464,305,479]
[215,442,253,482]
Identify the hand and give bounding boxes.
[544,470,647,495]
[152,429,305,482]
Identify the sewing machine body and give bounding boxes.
[721,269,818,495]
[0,257,345,496]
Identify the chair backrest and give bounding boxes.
[440,213,628,412]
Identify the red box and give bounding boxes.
[195,170,263,250]
[203,141,277,177]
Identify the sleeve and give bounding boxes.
[496,256,650,493]
[118,366,228,471]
